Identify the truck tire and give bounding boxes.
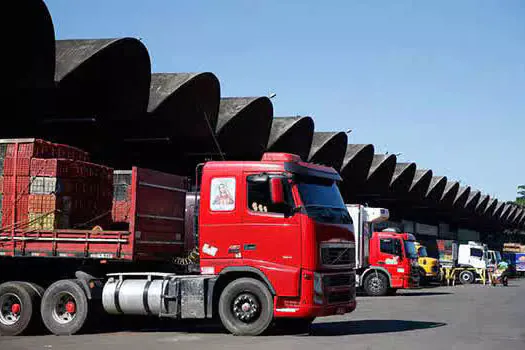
[41,280,89,335]
[363,272,388,296]
[218,278,273,336]
[0,282,42,336]
[459,270,475,285]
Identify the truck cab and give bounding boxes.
[458,241,488,270]
[347,205,419,296]
[365,229,420,295]
[414,242,439,283]
[198,153,357,333]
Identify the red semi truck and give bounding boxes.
[347,205,420,296]
[0,150,356,336]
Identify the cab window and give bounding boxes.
[380,239,395,254]
[380,238,402,256]
[246,175,293,214]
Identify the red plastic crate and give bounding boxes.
[2,176,31,194]
[2,158,31,176]
[29,194,72,214]
[4,139,55,158]
[2,139,90,161]
[1,194,29,228]
[55,144,90,162]
[30,158,77,178]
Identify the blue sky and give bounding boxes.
[46,0,524,201]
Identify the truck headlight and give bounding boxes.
[313,273,323,295]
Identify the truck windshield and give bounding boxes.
[418,246,428,257]
[495,251,502,263]
[404,241,419,259]
[470,248,484,258]
[296,176,352,225]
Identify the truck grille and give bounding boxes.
[320,243,355,267]
[327,291,354,304]
[323,273,353,288]
[323,273,355,304]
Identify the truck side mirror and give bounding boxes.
[270,178,285,204]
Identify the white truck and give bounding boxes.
[455,241,490,284]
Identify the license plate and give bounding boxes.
[336,307,346,315]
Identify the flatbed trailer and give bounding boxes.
[0,167,187,263]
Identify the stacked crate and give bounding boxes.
[0,139,111,231]
[112,170,132,224]
[29,159,113,230]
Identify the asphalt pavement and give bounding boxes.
[2,279,524,350]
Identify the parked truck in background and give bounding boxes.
[414,242,439,284]
[438,240,489,284]
[347,205,420,296]
[0,144,357,336]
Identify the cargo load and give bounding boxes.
[0,138,111,233]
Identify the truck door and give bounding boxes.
[376,237,404,287]
[240,173,301,296]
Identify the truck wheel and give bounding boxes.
[363,272,388,296]
[41,280,89,335]
[459,270,475,285]
[0,282,42,336]
[218,278,273,336]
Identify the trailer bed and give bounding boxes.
[0,167,188,262]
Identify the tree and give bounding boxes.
[517,185,525,206]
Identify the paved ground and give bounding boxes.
[2,279,524,350]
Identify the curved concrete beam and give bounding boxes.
[7,0,56,135]
[216,97,273,160]
[55,38,151,122]
[364,154,397,194]
[499,204,513,221]
[145,72,220,151]
[13,0,55,89]
[518,211,525,227]
[409,169,433,198]
[453,186,471,209]
[339,144,375,197]
[475,195,490,214]
[510,208,522,225]
[464,190,481,212]
[426,176,447,202]
[390,163,416,193]
[502,205,517,223]
[517,210,525,226]
[493,201,506,219]
[308,132,348,170]
[267,116,314,161]
[441,182,460,207]
[483,198,497,216]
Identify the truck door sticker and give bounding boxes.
[210,177,236,211]
[202,243,218,257]
[385,256,399,265]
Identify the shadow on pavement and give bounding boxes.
[397,292,452,296]
[309,319,446,336]
[357,291,451,297]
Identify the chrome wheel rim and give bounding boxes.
[232,293,260,323]
[0,293,22,326]
[52,292,77,324]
